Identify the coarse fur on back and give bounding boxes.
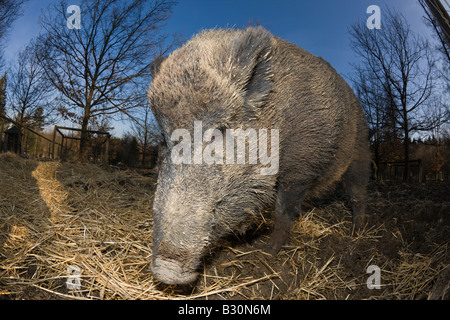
[148,27,370,285]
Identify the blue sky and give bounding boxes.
[163,0,431,76]
[2,0,439,136]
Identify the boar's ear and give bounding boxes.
[150,56,166,80]
[230,27,273,112]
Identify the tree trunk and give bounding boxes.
[403,121,410,181]
[79,109,90,163]
[142,130,148,168]
[18,111,25,155]
[0,117,5,151]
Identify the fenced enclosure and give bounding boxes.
[1,115,61,159]
[52,126,110,163]
[0,115,110,163]
[377,160,424,182]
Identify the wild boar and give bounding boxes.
[148,27,370,285]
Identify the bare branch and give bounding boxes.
[36,0,179,161]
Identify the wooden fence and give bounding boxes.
[0,114,63,159]
[377,160,423,182]
[1,115,110,163]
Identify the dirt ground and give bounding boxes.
[0,153,448,300]
[195,180,449,300]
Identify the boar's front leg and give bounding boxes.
[266,184,306,254]
[343,155,370,235]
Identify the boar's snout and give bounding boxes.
[151,256,199,285]
[151,240,202,285]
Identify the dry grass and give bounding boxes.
[0,153,448,300]
[384,243,449,299]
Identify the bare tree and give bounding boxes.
[418,94,450,150]
[37,0,178,161]
[8,40,56,130]
[351,65,400,166]
[0,72,5,115]
[419,0,450,88]
[419,0,450,61]
[350,8,436,180]
[6,40,56,154]
[0,0,27,148]
[0,0,27,39]
[0,0,28,68]
[129,98,161,167]
[0,72,6,150]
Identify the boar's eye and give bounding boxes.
[217,125,227,135]
[206,126,226,144]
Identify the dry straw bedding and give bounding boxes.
[0,153,448,300]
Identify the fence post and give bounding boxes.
[104,135,110,164]
[0,117,4,151]
[418,159,423,183]
[51,126,57,159]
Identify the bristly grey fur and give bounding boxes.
[148,27,371,285]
